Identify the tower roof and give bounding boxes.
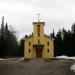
[33,22,45,25]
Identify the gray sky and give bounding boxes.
[0,0,75,40]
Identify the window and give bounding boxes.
[29,42,31,46]
[47,42,49,46]
[38,33,40,37]
[29,49,30,53]
[37,25,40,32]
[47,49,49,53]
[38,39,40,44]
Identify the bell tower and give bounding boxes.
[33,14,45,45]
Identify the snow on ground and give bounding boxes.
[17,57,24,60]
[70,63,75,72]
[0,57,24,61]
[0,56,75,60]
[55,55,75,60]
[56,55,75,72]
[0,58,6,60]
[6,57,24,60]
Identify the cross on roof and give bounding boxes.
[37,13,40,22]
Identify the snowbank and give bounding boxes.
[56,55,68,59]
[70,63,75,72]
[0,57,24,61]
[56,55,75,60]
[18,57,24,60]
[0,58,6,60]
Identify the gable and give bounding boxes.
[44,35,54,42]
[25,36,33,42]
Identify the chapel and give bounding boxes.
[24,15,54,59]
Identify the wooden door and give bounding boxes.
[36,49,42,58]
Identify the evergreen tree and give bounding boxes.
[67,30,73,56]
[19,39,24,56]
[54,29,62,56]
[50,29,55,38]
[71,23,75,33]
[5,24,19,57]
[0,16,5,57]
[0,17,19,57]
[62,28,69,55]
[71,23,75,56]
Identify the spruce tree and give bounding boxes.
[0,16,5,57]
[0,17,19,57]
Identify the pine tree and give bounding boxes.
[50,29,55,38]
[0,17,19,57]
[19,39,24,56]
[0,16,5,57]
[5,23,19,57]
[54,29,63,56]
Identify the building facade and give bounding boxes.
[24,21,54,59]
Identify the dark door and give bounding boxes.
[36,49,42,58]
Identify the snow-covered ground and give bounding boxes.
[1,55,75,60]
[0,58,6,60]
[0,56,75,73]
[55,55,75,72]
[0,57,24,60]
[17,57,24,60]
[70,63,75,72]
[56,55,75,60]
[0,55,75,60]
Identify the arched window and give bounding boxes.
[29,49,30,53]
[38,39,40,44]
[47,49,49,53]
[37,25,40,32]
[29,42,31,46]
[38,33,40,37]
[47,42,49,46]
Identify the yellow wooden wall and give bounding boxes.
[24,37,36,59]
[42,37,54,58]
[24,36,54,59]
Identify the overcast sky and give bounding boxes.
[0,0,75,40]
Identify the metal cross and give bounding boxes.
[37,13,40,22]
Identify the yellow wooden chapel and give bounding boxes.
[24,16,54,59]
